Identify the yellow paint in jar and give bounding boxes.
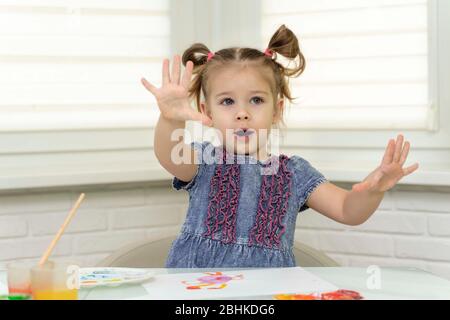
[32,289,78,300]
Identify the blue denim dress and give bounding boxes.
[165,141,328,268]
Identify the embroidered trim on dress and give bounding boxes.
[248,155,292,249]
[203,148,240,244]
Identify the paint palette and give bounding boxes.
[79,268,155,288]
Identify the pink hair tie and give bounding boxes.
[264,48,273,58]
[207,51,215,62]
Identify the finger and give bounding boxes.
[352,181,368,192]
[181,60,193,89]
[381,139,395,165]
[162,58,170,85]
[399,141,410,166]
[403,163,419,176]
[171,55,181,85]
[141,77,157,95]
[352,183,362,192]
[393,134,404,163]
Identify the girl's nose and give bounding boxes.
[235,109,250,121]
[236,115,249,120]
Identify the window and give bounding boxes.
[0,0,171,190]
[257,0,450,185]
[1,0,448,189]
[0,0,169,130]
[262,0,435,130]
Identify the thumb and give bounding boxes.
[141,77,157,95]
[189,110,213,127]
[352,181,367,192]
[199,114,213,127]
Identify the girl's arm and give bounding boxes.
[307,134,419,226]
[153,115,197,182]
[142,55,212,182]
[306,182,383,226]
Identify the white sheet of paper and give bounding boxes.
[138,267,339,300]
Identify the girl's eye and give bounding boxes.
[220,98,234,106]
[251,96,264,104]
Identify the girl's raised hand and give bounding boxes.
[141,55,213,127]
[352,134,419,193]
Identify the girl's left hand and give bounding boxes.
[352,134,419,193]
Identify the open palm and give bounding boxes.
[141,55,212,126]
[352,134,419,193]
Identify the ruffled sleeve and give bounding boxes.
[289,156,328,212]
[171,141,212,192]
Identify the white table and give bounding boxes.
[1,267,450,300]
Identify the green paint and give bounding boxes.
[0,294,31,300]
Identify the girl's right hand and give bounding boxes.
[141,55,213,127]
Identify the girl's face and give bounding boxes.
[200,64,283,160]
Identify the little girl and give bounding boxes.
[141,25,419,268]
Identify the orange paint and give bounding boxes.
[274,293,317,300]
[8,286,32,295]
[274,289,363,300]
[32,289,78,300]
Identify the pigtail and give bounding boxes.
[181,43,212,110]
[182,43,211,70]
[266,24,305,78]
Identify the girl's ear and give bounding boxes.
[200,102,212,117]
[273,99,284,124]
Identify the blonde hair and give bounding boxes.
[181,24,306,128]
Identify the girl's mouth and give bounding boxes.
[234,128,254,143]
[234,128,254,137]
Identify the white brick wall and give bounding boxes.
[296,184,450,280]
[0,183,186,267]
[1,182,449,282]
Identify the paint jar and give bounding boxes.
[6,261,33,300]
[30,260,79,300]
